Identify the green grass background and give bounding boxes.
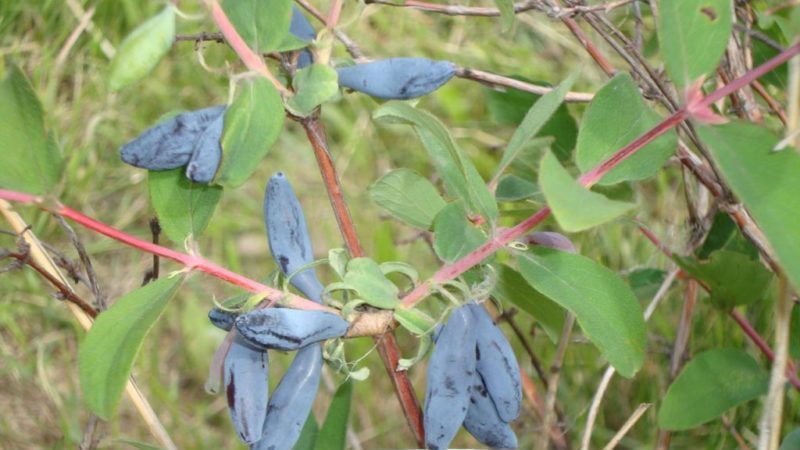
[0,1,795,449]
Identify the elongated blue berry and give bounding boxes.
[120,105,225,170]
[468,302,522,423]
[337,58,456,100]
[185,111,224,183]
[209,308,238,331]
[424,305,477,450]
[235,308,349,351]
[250,343,323,450]
[224,337,270,444]
[289,6,315,69]
[264,172,325,302]
[463,373,518,449]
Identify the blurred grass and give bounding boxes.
[1,1,796,449]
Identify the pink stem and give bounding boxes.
[637,225,800,390]
[206,0,290,95]
[0,193,329,313]
[401,40,800,309]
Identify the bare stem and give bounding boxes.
[400,40,800,309]
[538,314,574,450]
[298,114,426,447]
[757,277,793,450]
[456,67,594,102]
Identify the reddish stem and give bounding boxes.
[206,0,290,95]
[401,40,800,309]
[0,194,331,313]
[637,226,800,390]
[299,115,426,447]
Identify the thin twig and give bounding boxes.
[539,314,574,450]
[757,276,793,450]
[601,403,651,450]
[175,32,225,43]
[295,0,366,60]
[364,0,541,17]
[456,67,594,102]
[6,252,98,319]
[55,215,106,309]
[78,414,102,450]
[0,200,178,450]
[298,113,426,446]
[580,268,679,450]
[640,226,800,390]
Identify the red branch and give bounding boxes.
[0,192,330,313]
[638,226,800,390]
[400,40,800,308]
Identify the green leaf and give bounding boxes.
[293,413,318,450]
[343,257,399,309]
[287,64,339,117]
[368,169,446,229]
[79,275,184,419]
[675,250,773,309]
[517,248,646,377]
[697,212,758,260]
[658,0,733,86]
[540,151,634,232]
[494,71,579,180]
[658,348,768,430]
[492,0,515,32]
[495,174,540,202]
[394,307,435,335]
[328,248,349,280]
[221,0,293,53]
[373,102,498,223]
[432,201,488,263]
[314,380,353,450]
[625,268,667,301]
[699,123,800,293]
[148,168,223,243]
[0,63,62,195]
[492,264,565,342]
[780,428,800,450]
[575,73,677,185]
[108,5,175,90]
[485,79,577,161]
[217,78,284,188]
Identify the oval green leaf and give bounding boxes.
[0,63,62,194]
[575,73,677,185]
[221,0,293,53]
[658,0,733,87]
[217,78,284,188]
[540,150,634,232]
[368,169,446,230]
[658,348,768,430]
[517,248,646,377]
[79,275,184,419]
[108,5,175,91]
[373,102,498,223]
[432,201,488,263]
[492,264,565,343]
[780,429,800,450]
[149,168,223,243]
[287,64,339,117]
[674,250,773,309]
[699,122,800,293]
[343,257,399,309]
